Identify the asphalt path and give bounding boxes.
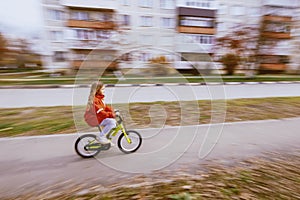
[0,118,299,198]
[0,83,300,108]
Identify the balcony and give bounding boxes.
[176,0,218,10]
[178,26,215,34]
[263,15,293,23]
[263,0,299,8]
[262,32,291,39]
[260,63,287,70]
[72,60,117,70]
[67,20,116,29]
[259,54,289,71]
[175,42,213,53]
[61,0,117,10]
[260,47,291,56]
[177,7,216,18]
[174,61,214,70]
[68,40,117,50]
[262,15,292,39]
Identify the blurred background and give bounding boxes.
[1,1,300,199]
[0,0,300,80]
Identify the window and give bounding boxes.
[185,0,212,8]
[50,31,63,41]
[266,22,290,33]
[161,17,175,28]
[140,16,153,27]
[180,16,214,28]
[183,34,215,44]
[54,51,66,62]
[48,9,64,20]
[103,13,113,21]
[65,29,76,39]
[71,11,89,20]
[121,14,131,26]
[231,6,246,16]
[185,34,214,44]
[76,29,87,40]
[139,0,153,7]
[96,13,112,22]
[97,30,112,39]
[74,29,96,40]
[98,13,105,21]
[160,0,175,9]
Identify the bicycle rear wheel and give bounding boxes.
[118,130,142,154]
[75,134,101,158]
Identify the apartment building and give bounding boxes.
[286,1,300,73]
[41,0,68,69]
[174,0,217,73]
[41,0,300,74]
[42,0,119,72]
[116,0,178,70]
[215,0,300,73]
[259,0,299,73]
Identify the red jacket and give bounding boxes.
[84,94,115,127]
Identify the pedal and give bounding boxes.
[100,143,111,150]
[110,142,115,147]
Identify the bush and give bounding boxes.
[220,54,240,75]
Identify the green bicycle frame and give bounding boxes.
[108,122,132,144]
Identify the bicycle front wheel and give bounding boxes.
[75,134,101,158]
[118,130,142,154]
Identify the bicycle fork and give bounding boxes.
[121,126,132,144]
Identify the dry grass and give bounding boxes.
[0,97,300,137]
[9,150,300,200]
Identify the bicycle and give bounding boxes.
[75,110,142,158]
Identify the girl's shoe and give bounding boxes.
[98,135,110,144]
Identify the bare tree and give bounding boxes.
[0,33,7,66]
[213,18,277,76]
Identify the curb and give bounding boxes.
[0,81,300,89]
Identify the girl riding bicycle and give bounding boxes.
[84,81,116,144]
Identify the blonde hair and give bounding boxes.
[87,81,104,109]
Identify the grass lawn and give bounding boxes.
[0,97,300,138]
[1,74,300,86]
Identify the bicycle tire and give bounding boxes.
[75,134,101,158]
[117,130,142,154]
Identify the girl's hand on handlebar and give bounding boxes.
[114,109,120,116]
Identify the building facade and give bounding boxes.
[41,0,300,74]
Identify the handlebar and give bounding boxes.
[114,109,122,123]
[114,109,120,117]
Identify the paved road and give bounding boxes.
[0,118,299,197]
[1,83,300,108]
